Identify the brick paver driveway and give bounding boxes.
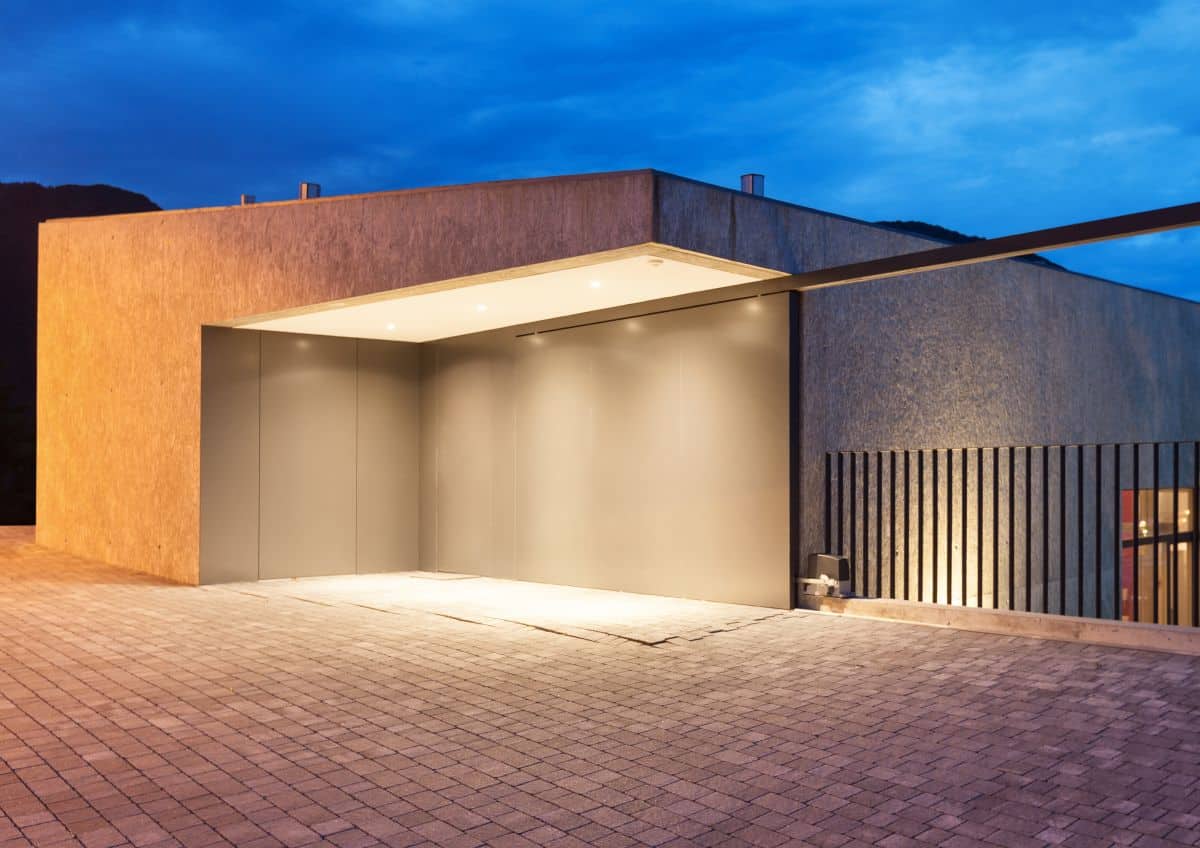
[2,528,1198,848]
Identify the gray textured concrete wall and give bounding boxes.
[800,265,1200,455]
[802,270,1200,612]
[653,172,933,274]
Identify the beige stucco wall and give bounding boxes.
[37,171,656,583]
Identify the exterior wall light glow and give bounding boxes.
[475,303,488,312]
[386,322,396,331]
[589,280,602,289]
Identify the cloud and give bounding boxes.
[786,2,1199,295]
[0,0,1195,298]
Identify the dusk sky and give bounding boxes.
[4,0,1198,298]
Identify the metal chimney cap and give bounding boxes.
[740,173,764,196]
[240,194,256,206]
[299,181,321,200]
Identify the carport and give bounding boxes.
[199,244,794,607]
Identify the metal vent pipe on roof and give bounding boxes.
[240,194,256,205]
[299,182,321,200]
[740,173,764,196]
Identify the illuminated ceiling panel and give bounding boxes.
[233,250,777,342]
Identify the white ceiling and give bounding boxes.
[235,253,776,342]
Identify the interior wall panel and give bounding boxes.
[512,330,599,587]
[512,295,792,607]
[356,339,421,572]
[423,293,793,607]
[418,346,440,570]
[423,335,515,577]
[259,333,358,579]
[673,300,792,603]
[199,327,261,584]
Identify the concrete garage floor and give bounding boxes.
[1,528,1199,848]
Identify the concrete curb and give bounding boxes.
[796,595,1200,656]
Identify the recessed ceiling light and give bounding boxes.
[475,303,488,312]
[647,258,665,267]
[386,322,396,331]
[589,280,602,289]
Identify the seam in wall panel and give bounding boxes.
[439,347,444,573]
[259,328,266,580]
[354,340,360,573]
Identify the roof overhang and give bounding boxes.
[227,243,780,342]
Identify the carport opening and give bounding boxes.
[200,252,797,608]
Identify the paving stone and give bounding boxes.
[1,527,1198,847]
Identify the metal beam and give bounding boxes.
[768,200,1200,292]
[515,199,1200,338]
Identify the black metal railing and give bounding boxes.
[823,441,1199,626]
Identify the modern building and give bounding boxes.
[36,170,1200,619]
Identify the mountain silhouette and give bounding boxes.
[0,182,159,524]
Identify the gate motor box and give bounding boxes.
[800,553,853,598]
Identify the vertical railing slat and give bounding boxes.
[1042,446,1050,614]
[933,449,939,605]
[992,447,999,611]
[1133,444,1140,623]
[1153,443,1160,624]
[946,449,953,605]
[1025,445,1032,612]
[1172,442,1179,626]
[890,451,897,600]
[904,451,911,601]
[918,450,925,603]
[961,447,968,607]
[977,447,983,609]
[1114,443,1122,622]
[1008,447,1015,611]
[1077,444,1084,617]
[1095,444,1102,620]
[850,452,857,594]
[1193,441,1199,628]
[865,452,872,596]
[824,453,832,554]
[876,451,883,601]
[1059,445,1067,616]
